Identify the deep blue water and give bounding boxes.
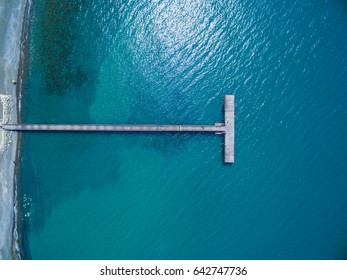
[19,0,347,259]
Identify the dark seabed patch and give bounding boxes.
[20,0,120,232]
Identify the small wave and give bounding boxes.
[13,185,21,260]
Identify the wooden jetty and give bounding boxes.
[1,95,234,163]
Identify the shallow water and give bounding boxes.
[19,0,347,259]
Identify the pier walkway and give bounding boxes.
[1,124,225,133]
[1,95,234,163]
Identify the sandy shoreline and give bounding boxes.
[0,0,27,260]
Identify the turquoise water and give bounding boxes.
[19,0,347,259]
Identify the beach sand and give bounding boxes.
[0,0,26,259]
